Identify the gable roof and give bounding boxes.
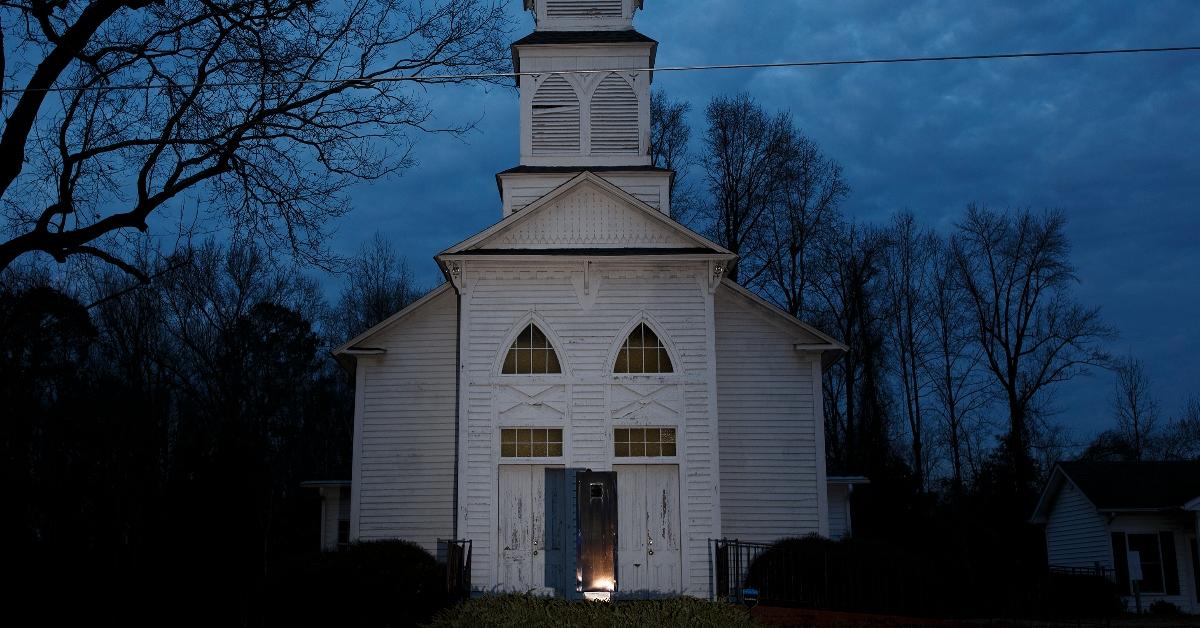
[716,278,846,366]
[512,30,657,47]
[1032,460,1200,522]
[331,282,454,361]
[439,171,733,257]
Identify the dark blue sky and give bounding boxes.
[328,0,1200,444]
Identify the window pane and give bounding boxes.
[548,442,563,457]
[503,349,517,374]
[516,442,532,457]
[547,350,562,374]
[630,441,645,457]
[615,442,629,457]
[661,429,676,443]
[661,442,676,456]
[532,348,548,373]
[549,428,563,444]
[501,443,516,457]
[644,442,660,456]
[1128,534,1165,593]
[644,428,659,443]
[501,429,516,443]
[614,350,628,373]
[614,429,629,443]
[658,349,673,372]
[532,429,547,445]
[629,428,644,444]
[532,442,547,457]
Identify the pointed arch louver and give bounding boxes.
[503,323,563,374]
[531,76,581,154]
[614,323,673,373]
[589,73,639,154]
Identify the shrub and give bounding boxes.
[1149,600,1182,616]
[424,594,757,628]
[267,540,448,627]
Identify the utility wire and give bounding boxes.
[2,45,1198,95]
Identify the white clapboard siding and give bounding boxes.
[590,74,639,154]
[546,0,623,18]
[356,288,458,554]
[489,185,690,249]
[715,286,821,542]
[827,483,849,540]
[461,263,717,596]
[532,76,581,155]
[1044,482,1112,569]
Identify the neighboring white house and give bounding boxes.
[321,0,848,598]
[1031,461,1200,613]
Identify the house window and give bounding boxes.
[503,324,562,374]
[501,428,564,458]
[614,427,676,457]
[614,323,673,374]
[1127,533,1165,593]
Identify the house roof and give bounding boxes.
[716,279,846,366]
[1057,460,1200,510]
[512,30,657,47]
[331,282,454,361]
[1031,460,1200,522]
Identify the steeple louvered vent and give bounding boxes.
[546,0,623,18]
[532,76,581,154]
[589,74,639,154]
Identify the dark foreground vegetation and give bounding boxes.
[425,595,758,628]
[744,536,1122,620]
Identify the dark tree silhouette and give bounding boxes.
[0,0,510,276]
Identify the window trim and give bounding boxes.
[499,427,566,460]
[608,315,679,377]
[613,426,679,459]
[495,315,569,377]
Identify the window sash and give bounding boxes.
[614,323,673,374]
[503,324,562,375]
[500,428,564,458]
[614,427,677,457]
[1127,533,1166,593]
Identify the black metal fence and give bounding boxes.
[442,539,472,600]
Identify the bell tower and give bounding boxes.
[498,1,672,217]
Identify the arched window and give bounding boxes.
[503,323,563,374]
[589,73,639,154]
[531,76,580,154]
[614,323,673,374]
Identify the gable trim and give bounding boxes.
[439,171,732,256]
[1030,464,1103,524]
[332,283,454,356]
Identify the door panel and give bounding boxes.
[497,465,566,594]
[615,464,681,593]
[498,465,533,590]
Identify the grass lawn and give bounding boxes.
[424,595,758,627]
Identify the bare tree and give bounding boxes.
[649,90,690,204]
[950,206,1114,487]
[1110,355,1160,461]
[815,221,892,475]
[759,126,847,318]
[925,241,990,493]
[331,231,422,343]
[881,212,938,490]
[697,93,790,283]
[1160,396,1200,460]
[0,0,510,277]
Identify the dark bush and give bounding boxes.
[1149,600,1182,616]
[1027,572,1122,619]
[743,535,945,616]
[267,540,448,627]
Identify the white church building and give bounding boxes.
[324,0,851,598]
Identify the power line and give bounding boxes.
[2,45,1198,95]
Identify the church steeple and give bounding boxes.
[498,1,670,219]
[524,0,643,31]
[513,0,656,168]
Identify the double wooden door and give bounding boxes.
[615,464,682,593]
[497,465,567,594]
